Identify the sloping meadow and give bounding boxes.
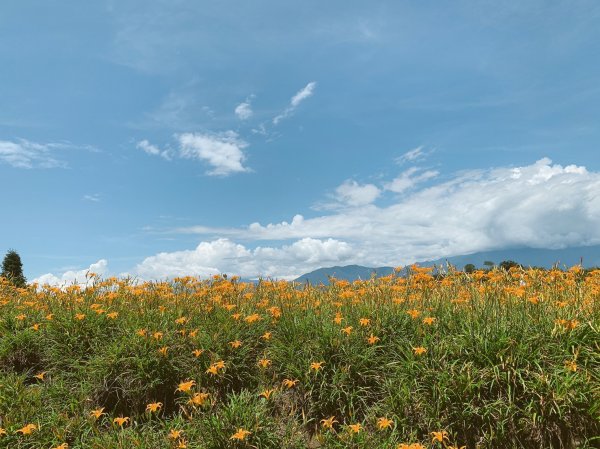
[0,266,598,449]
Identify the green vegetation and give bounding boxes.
[0,266,598,449]
[1,250,26,288]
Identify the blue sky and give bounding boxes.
[2,1,600,283]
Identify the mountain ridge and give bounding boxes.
[293,244,600,284]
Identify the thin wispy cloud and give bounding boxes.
[83,194,101,202]
[384,167,439,193]
[0,139,97,169]
[136,139,173,160]
[396,146,428,164]
[273,81,317,125]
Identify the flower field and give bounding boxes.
[0,266,598,448]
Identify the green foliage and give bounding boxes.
[1,249,26,288]
[499,260,522,271]
[464,263,476,273]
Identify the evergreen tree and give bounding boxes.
[1,249,27,287]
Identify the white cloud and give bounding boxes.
[34,158,600,282]
[384,167,439,193]
[0,139,69,169]
[171,158,600,268]
[83,194,101,202]
[397,146,426,164]
[33,260,109,287]
[329,179,381,207]
[177,131,249,176]
[134,237,353,280]
[273,81,317,125]
[137,139,173,160]
[235,100,253,120]
[290,82,317,107]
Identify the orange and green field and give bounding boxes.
[0,266,598,448]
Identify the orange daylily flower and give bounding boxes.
[146,402,163,413]
[257,358,271,368]
[377,417,394,430]
[367,334,380,345]
[90,407,105,419]
[230,428,251,441]
[259,388,276,399]
[407,309,421,319]
[282,378,299,389]
[431,430,449,443]
[168,429,183,439]
[310,361,325,372]
[16,423,37,435]
[176,380,196,393]
[413,346,427,356]
[188,392,210,406]
[348,423,362,433]
[320,416,337,429]
[113,416,129,427]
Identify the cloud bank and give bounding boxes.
[170,158,600,268]
[33,158,600,283]
[33,260,110,287]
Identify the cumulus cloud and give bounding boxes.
[134,237,354,280]
[177,131,249,176]
[273,81,317,125]
[325,179,381,208]
[33,260,109,287]
[137,139,172,160]
[0,139,70,169]
[35,158,600,282]
[235,100,253,120]
[172,158,600,268]
[139,133,250,176]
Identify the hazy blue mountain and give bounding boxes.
[294,245,600,284]
[294,265,396,284]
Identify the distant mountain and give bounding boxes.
[294,245,600,284]
[294,265,396,284]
